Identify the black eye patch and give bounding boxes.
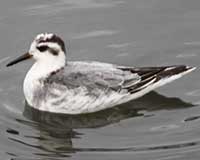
[36,45,48,52]
[49,48,58,56]
[37,45,58,56]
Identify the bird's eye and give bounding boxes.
[49,48,58,56]
[37,45,48,52]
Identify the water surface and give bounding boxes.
[0,0,200,159]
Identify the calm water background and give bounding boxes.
[0,0,200,159]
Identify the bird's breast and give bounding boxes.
[23,69,43,107]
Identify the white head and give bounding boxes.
[6,33,66,73]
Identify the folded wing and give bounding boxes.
[47,62,193,96]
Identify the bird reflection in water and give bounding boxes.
[18,91,194,158]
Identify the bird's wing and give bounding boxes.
[45,61,192,96]
[46,61,141,94]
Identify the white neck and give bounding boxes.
[23,51,66,106]
[27,52,66,80]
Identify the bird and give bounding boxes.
[6,33,196,114]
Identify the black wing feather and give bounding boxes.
[118,65,190,93]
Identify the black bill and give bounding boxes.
[6,52,32,67]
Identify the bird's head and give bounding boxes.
[7,33,66,67]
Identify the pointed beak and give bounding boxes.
[6,52,33,67]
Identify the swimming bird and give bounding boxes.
[6,33,196,114]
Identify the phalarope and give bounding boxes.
[6,33,196,114]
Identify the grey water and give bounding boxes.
[0,0,200,159]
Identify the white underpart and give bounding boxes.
[38,85,125,114]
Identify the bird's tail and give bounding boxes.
[125,65,196,94]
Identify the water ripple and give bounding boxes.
[72,30,118,39]
[72,141,199,152]
[24,0,124,15]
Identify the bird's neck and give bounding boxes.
[26,57,66,82]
